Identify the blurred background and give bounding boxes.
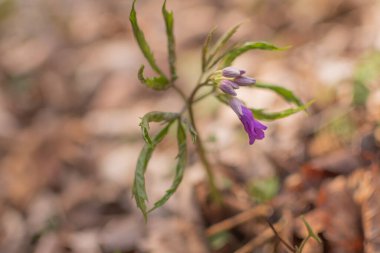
[0,0,379,252]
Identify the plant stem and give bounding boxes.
[297,236,310,253]
[172,84,187,102]
[188,83,221,202]
[171,75,220,202]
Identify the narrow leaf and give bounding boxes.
[130,0,166,77]
[202,27,216,71]
[149,120,187,212]
[254,82,303,106]
[139,111,178,145]
[133,123,172,220]
[138,65,169,90]
[162,0,176,81]
[183,119,197,143]
[207,24,241,69]
[222,41,288,67]
[251,100,314,121]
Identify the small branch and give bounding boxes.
[193,88,215,103]
[296,236,310,253]
[172,84,187,102]
[206,205,272,237]
[234,222,282,253]
[267,220,295,253]
[187,79,221,202]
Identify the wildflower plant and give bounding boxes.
[130,0,313,219]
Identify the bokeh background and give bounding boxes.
[0,0,379,252]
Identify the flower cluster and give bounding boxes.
[218,67,267,145]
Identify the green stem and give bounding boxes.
[171,74,220,202]
[297,236,310,253]
[172,84,187,102]
[188,83,221,202]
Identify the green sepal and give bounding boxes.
[149,119,187,213]
[139,111,179,145]
[138,65,170,91]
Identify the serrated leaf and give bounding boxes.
[206,24,240,69]
[251,100,314,121]
[133,123,173,220]
[202,27,216,71]
[149,120,187,212]
[222,41,288,67]
[254,82,303,106]
[139,111,178,145]
[162,0,176,81]
[302,216,322,243]
[138,65,169,90]
[130,0,166,77]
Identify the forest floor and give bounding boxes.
[0,0,379,252]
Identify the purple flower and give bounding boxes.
[221,79,239,89]
[234,76,256,86]
[229,98,267,145]
[222,67,245,78]
[219,80,237,96]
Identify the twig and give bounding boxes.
[267,220,295,252]
[234,222,282,253]
[206,205,272,237]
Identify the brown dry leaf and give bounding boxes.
[317,176,363,253]
[349,167,380,253]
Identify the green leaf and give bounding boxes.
[353,51,380,106]
[138,65,169,90]
[206,24,241,69]
[251,100,314,121]
[149,120,187,212]
[162,0,176,81]
[133,123,173,220]
[352,81,370,106]
[248,176,279,203]
[202,27,216,71]
[182,118,197,143]
[130,0,166,77]
[209,232,231,250]
[302,216,322,243]
[139,111,178,145]
[254,82,303,106]
[222,41,288,67]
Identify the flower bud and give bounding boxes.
[221,79,239,89]
[234,76,256,86]
[219,81,237,96]
[222,67,243,78]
